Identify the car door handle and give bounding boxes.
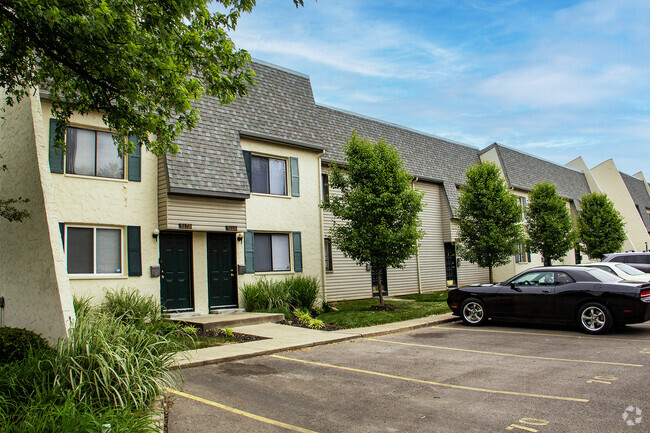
[542,289,551,293]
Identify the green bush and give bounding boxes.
[242,278,290,311]
[52,307,180,409]
[285,275,321,310]
[103,288,177,335]
[0,327,49,364]
[242,276,321,312]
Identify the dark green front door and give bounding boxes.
[207,233,237,308]
[160,232,193,311]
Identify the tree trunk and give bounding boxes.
[543,257,551,266]
[376,266,384,306]
[488,266,493,284]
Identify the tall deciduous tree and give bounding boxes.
[321,133,424,306]
[526,181,576,266]
[456,162,524,283]
[0,0,303,156]
[577,193,626,260]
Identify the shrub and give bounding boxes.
[308,319,325,330]
[285,275,321,310]
[103,288,177,335]
[52,307,181,409]
[293,308,312,325]
[241,279,290,311]
[0,327,49,364]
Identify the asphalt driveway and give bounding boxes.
[168,321,650,432]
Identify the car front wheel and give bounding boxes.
[577,302,613,334]
[460,298,487,326]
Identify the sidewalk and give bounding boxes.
[175,312,459,368]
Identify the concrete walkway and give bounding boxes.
[175,312,459,368]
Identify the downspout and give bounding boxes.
[318,151,327,303]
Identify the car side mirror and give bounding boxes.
[510,282,522,292]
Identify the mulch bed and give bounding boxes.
[195,328,268,343]
[279,319,345,332]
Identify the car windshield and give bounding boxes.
[615,263,645,276]
[583,268,623,282]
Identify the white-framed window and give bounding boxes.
[322,173,330,204]
[324,237,333,272]
[515,243,531,263]
[253,233,290,272]
[251,155,287,195]
[518,196,527,218]
[65,127,124,179]
[66,226,123,275]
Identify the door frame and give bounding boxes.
[159,231,194,312]
[207,232,238,309]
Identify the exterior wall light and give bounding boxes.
[152,229,160,241]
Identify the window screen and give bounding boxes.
[67,227,94,273]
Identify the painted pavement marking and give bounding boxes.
[270,355,589,402]
[165,388,318,433]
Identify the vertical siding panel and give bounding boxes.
[417,182,447,292]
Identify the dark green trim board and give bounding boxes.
[290,157,300,197]
[59,223,65,248]
[292,232,302,272]
[127,134,141,182]
[244,231,254,273]
[242,151,252,191]
[49,119,64,173]
[127,226,142,276]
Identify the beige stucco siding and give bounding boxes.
[590,160,649,252]
[0,92,74,342]
[237,138,324,302]
[417,182,447,291]
[41,102,160,302]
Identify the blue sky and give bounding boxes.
[219,0,650,175]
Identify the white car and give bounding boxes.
[578,262,650,282]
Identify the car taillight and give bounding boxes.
[641,289,650,299]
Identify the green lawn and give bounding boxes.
[317,291,450,328]
[171,329,237,350]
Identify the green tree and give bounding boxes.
[321,133,424,306]
[0,0,303,156]
[456,162,524,283]
[577,193,626,259]
[525,181,576,266]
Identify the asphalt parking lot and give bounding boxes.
[168,321,650,432]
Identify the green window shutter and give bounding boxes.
[242,151,252,191]
[127,226,142,276]
[59,223,65,249]
[293,231,303,272]
[127,134,141,182]
[290,157,300,197]
[244,231,255,273]
[49,119,64,173]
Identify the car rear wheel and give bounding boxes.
[461,298,487,326]
[577,302,613,334]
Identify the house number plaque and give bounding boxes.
[178,223,193,229]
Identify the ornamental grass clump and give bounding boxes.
[241,278,290,311]
[285,275,320,310]
[52,305,179,409]
[242,275,321,312]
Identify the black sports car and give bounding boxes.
[447,266,650,334]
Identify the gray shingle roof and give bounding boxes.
[484,144,591,205]
[165,60,322,197]
[620,172,650,230]
[315,105,481,214]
